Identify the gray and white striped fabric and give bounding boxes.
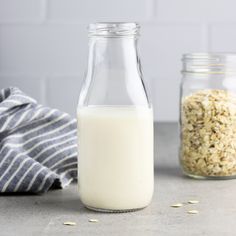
[0,87,77,193]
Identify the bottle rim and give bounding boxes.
[88,22,140,38]
[182,53,236,75]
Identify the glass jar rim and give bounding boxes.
[182,53,236,75]
[183,53,236,61]
[88,22,140,38]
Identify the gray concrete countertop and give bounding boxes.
[1,123,236,236]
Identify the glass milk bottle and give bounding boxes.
[77,22,154,212]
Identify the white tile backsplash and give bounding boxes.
[151,75,180,122]
[48,0,152,22]
[0,0,44,23]
[156,0,236,23]
[209,25,236,52]
[0,76,44,103]
[0,0,236,121]
[47,76,83,117]
[140,24,205,78]
[0,25,87,76]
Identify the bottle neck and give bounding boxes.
[79,22,150,107]
[86,36,141,81]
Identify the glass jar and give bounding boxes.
[180,53,236,179]
[77,22,154,212]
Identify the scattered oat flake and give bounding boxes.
[187,210,199,214]
[188,200,199,204]
[89,219,99,223]
[170,203,183,208]
[63,221,76,226]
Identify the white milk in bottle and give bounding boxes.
[77,106,153,211]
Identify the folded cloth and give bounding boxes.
[0,87,77,193]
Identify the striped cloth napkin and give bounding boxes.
[0,87,77,193]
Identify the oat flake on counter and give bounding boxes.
[63,222,77,226]
[188,200,199,204]
[89,219,99,223]
[187,210,199,215]
[170,203,183,208]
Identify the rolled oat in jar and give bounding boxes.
[180,53,236,179]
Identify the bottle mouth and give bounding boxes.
[182,53,236,75]
[88,22,140,38]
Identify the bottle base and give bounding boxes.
[183,170,236,180]
[85,205,146,213]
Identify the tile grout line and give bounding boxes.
[207,24,213,52]
[146,0,157,22]
[40,0,49,24]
